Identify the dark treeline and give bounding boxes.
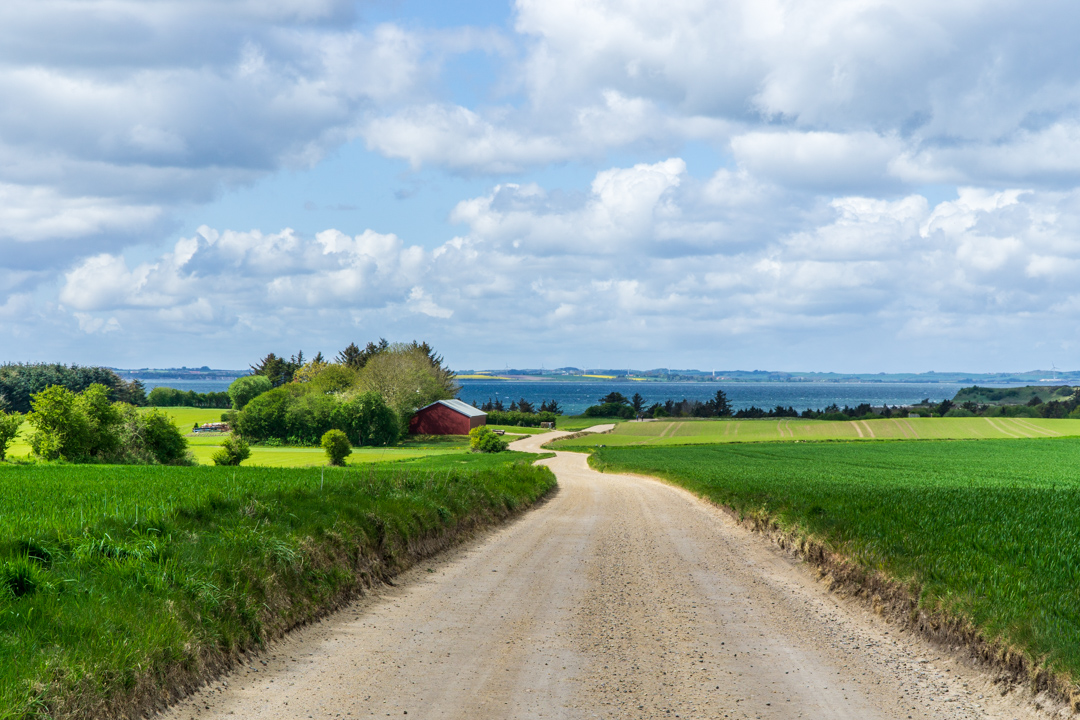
[0,363,146,413]
[478,397,562,414]
[584,391,733,419]
[146,387,231,409]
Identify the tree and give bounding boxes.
[516,398,535,414]
[211,435,251,466]
[0,363,146,413]
[117,406,192,465]
[469,426,507,453]
[708,390,731,417]
[337,391,399,446]
[0,411,22,461]
[321,429,352,466]
[337,338,389,370]
[355,343,459,430]
[26,383,123,462]
[631,393,645,413]
[250,352,303,387]
[293,358,330,384]
[539,399,562,414]
[599,392,630,405]
[228,375,274,410]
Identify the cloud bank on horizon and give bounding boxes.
[3,0,1080,372]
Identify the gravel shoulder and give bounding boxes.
[160,432,1057,720]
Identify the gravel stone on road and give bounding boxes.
[160,429,1056,720]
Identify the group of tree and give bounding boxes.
[479,397,562,414]
[147,387,231,409]
[0,383,190,464]
[583,391,733,419]
[0,363,146,413]
[905,392,1080,419]
[229,340,457,446]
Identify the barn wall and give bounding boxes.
[410,404,472,435]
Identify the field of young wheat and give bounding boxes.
[592,438,1080,684]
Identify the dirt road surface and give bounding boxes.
[163,430,1054,720]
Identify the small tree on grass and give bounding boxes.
[321,429,352,466]
[469,426,507,453]
[211,435,251,466]
[0,411,22,461]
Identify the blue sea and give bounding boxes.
[456,380,1030,416]
[138,378,240,394]
[141,377,1037,416]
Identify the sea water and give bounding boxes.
[141,377,1033,416]
[456,380,1024,416]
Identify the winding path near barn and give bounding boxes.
[162,430,1051,720]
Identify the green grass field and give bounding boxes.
[551,416,1080,449]
[0,452,554,718]
[593,439,1080,685]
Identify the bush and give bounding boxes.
[22,385,191,465]
[945,407,975,418]
[0,411,22,461]
[469,426,507,453]
[321,429,352,466]
[227,375,273,411]
[238,386,399,447]
[26,384,122,462]
[211,435,251,466]
[118,407,193,465]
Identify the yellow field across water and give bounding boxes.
[552,416,1080,448]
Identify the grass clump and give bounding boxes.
[0,452,554,718]
[593,438,1080,685]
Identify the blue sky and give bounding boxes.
[3,0,1080,372]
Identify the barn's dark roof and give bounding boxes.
[418,398,487,418]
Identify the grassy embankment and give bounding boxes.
[592,439,1080,700]
[0,452,555,719]
[551,415,1080,449]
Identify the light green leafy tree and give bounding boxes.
[228,375,273,411]
[0,411,22,461]
[27,384,123,462]
[355,343,458,432]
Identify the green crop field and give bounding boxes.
[0,452,553,718]
[592,439,1080,685]
[551,416,1080,449]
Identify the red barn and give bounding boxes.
[409,399,487,435]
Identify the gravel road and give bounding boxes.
[162,430,1056,720]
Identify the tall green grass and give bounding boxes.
[593,439,1080,683]
[0,452,554,719]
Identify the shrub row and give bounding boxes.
[484,409,558,427]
